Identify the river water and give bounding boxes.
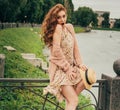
[76,30,120,104]
[76,30,120,79]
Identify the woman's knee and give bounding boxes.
[68,96,79,106]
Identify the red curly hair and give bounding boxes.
[41,4,67,47]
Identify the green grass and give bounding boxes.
[0,27,44,57]
[0,27,48,78]
[74,26,86,33]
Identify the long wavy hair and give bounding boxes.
[41,4,67,47]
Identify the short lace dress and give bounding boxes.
[43,27,82,102]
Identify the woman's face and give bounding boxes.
[57,10,67,25]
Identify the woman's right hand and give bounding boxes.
[67,71,77,80]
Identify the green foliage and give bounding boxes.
[92,13,98,27]
[74,7,97,27]
[0,27,47,78]
[4,51,47,78]
[102,12,110,28]
[0,27,50,109]
[0,88,47,110]
[114,19,120,28]
[17,0,45,23]
[0,0,26,22]
[0,27,44,57]
[78,94,94,110]
[0,0,74,23]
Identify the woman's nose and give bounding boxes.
[61,18,64,22]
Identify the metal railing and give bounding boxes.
[0,78,107,110]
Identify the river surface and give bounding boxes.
[76,30,120,104]
[76,30,120,79]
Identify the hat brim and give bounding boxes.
[80,68,96,90]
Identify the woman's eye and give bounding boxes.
[57,15,66,19]
[57,16,60,19]
[63,15,65,18]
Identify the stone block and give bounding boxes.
[100,74,120,110]
[26,58,42,67]
[41,61,48,73]
[0,54,5,78]
[3,46,16,51]
[21,53,36,59]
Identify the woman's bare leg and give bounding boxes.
[75,80,85,95]
[61,85,78,110]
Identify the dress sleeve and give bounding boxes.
[49,24,72,74]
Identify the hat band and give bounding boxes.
[85,69,91,85]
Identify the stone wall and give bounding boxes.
[0,23,41,29]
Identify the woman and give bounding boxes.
[42,4,87,110]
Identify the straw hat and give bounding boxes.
[80,68,96,90]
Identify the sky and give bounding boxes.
[72,0,120,18]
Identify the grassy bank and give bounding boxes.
[0,27,47,78]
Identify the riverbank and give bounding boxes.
[93,27,120,31]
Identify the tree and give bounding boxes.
[92,13,98,27]
[0,0,26,22]
[16,0,43,23]
[0,0,74,23]
[17,0,58,23]
[114,19,120,28]
[102,12,110,28]
[74,7,97,27]
[64,0,74,23]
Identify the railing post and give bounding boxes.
[98,59,120,110]
[98,78,107,110]
[0,54,5,78]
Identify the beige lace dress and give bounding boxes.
[43,27,82,102]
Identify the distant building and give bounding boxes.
[109,18,116,28]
